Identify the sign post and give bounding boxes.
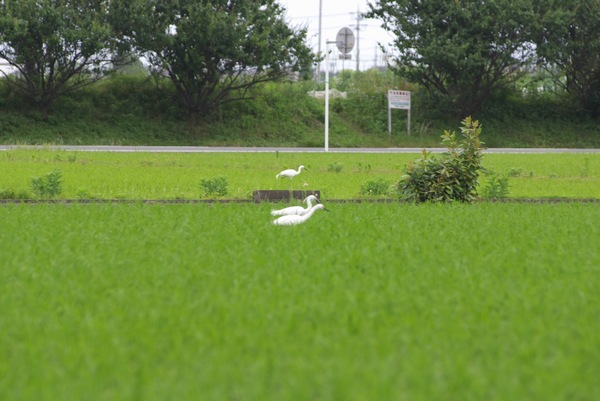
[324,28,355,152]
[387,90,411,137]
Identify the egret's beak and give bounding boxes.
[323,207,330,212]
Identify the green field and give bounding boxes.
[1,202,599,401]
[2,150,599,400]
[2,149,600,199]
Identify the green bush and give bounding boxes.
[398,117,484,203]
[30,169,63,198]
[200,176,228,197]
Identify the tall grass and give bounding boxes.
[1,202,599,401]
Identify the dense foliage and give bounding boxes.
[399,117,484,203]
[533,0,600,116]
[366,0,600,117]
[0,0,315,116]
[106,0,315,116]
[0,0,117,112]
[366,0,537,117]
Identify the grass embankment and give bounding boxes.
[1,202,599,401]
[1,74,599,148]
[1,150,599,200]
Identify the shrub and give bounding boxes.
[30,169,63,198]
[200,176,228,197]
[398,117,484,203]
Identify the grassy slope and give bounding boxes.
[1,75,599,148]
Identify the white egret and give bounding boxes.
[270,194,320,216]
[272,203,329,226]
[276,165,306,179]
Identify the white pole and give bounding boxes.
[324,40,330,152]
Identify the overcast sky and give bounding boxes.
[277,0,397,71]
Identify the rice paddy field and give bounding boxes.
[1,149,599,199]
[1,149,600,400]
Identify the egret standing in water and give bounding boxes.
[271,194,320,216]
[276,165,306,180]
[272,203,329,226]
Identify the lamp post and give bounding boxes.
[324,39,337,152]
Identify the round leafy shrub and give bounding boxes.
[398,117,484,203]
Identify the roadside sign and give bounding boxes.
[388,90,411,110]
[388,90,411,136]
[335,27,355,55]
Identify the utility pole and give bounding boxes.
[317,0,322,82]
[350,6,366,71]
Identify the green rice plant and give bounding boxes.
[30,169,63,198]
[581,158,590,178]
[0,203,599,401]
[0,188,30,199]
[200,176,228,197]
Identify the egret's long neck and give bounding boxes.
[303,206,319,220]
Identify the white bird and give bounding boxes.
[276,165,307,179]
[272,203,329,226]
[270,194,320,216]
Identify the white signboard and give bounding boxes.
[387,90,411,136]
[388,90,411,110]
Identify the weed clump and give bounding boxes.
[200,176,228,197]
[360,178,391,196]
[30,169,63,198]
[481,170,511,199]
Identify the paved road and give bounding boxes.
[1,145,599,153]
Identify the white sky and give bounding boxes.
[277,0,397,71]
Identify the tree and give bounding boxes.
[110,0,316,117]
[0,0,118,113]
[534,0,600,116]
[366,0,537,117]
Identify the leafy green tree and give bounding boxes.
[533,0,600,116]
[110,0,316,117]
[0,0,118,113]
[366,0,537,117]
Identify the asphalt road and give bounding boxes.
[1,145,599,153]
